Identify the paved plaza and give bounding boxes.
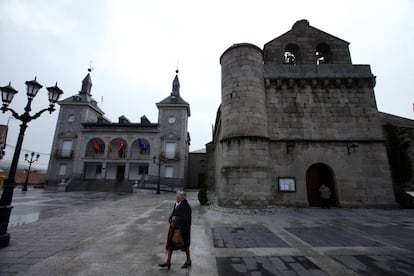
[0,188,413,275]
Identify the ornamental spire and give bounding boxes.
[172,69,180,96]
[80,67,93,95]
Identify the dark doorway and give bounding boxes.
[197,173,205,189]
[116,165,125,182]
[306,163,337,207]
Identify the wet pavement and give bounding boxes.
[9,189,128,227]
[0,188,413,275]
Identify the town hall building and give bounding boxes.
[47,70,190,192]
[206,20,398,208]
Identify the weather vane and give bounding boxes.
[88,60,94,72]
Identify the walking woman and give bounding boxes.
[159,191,192,269]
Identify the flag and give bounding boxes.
[118,140,125,157]
[138,139,149,153]
[92,139,100,153]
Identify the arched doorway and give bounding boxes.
[306,163,337,207]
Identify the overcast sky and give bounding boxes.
[0,0,413,170]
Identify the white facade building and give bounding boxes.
[47,71,190,192]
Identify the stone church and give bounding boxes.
[47,71,190,192]
[206,20,398,208]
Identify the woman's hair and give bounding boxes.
[176,190,186,199]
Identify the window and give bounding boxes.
[284,43,299,64]
[108,139,127,158]
[316,43,332,64]
[138,139,150,155]
[86,138,105,157]
[165,142,176,159]
[165,166,173,178]
[58,164,67,176]
[96,164,103,174]
[138,164,149,175]
[61,140,73,157]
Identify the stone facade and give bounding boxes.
[379,113,414,191]
[47,71,190,192]
[207,20,397,208]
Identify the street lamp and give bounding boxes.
[22,152,40,192]
[153,155,166,194]
[0,77,63,248]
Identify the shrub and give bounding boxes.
[198,183,208,205]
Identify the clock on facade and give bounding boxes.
[168,116,176,124]
[67,115,75,122]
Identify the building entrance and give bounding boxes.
[116,165,125,182]
[306,163,337,207]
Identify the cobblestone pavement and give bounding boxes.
[0,188,413,275]
[212,226,290,248]
[217,256,329,276]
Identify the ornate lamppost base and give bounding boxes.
[0,206,13,248]
[0,233,10,248]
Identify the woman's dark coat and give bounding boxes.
[169,199,191,250]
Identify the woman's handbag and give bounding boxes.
[171,228,183,246]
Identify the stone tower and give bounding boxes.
[207,20,396,208]
[219,44,272,206]
[156,71,191,183]
[47,71,104,184]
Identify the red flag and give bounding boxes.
[92,139,100,153]
[118,140,125,157]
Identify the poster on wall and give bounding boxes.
[278,177,296,192]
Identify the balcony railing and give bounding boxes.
[80,151,181,160]
[84,152,106,158]
[130,175,183,192]
[55,149,73,159]
[160,151,180,161]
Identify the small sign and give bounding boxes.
[278,177,296,192]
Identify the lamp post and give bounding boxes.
[0,77,63,248]
[22,152,40,192]
[153,155,166,194]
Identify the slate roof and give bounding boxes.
[157,71,190,115]
[58,72,104,114]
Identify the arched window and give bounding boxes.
[130,138,150,159]
[138,139,150,154]
[316,43,332,64]
[284,43,300,64]
[108,138,128,158]
[85,138,105,157]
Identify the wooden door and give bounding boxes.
[116,165,125,182]
[306,163,336,207]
